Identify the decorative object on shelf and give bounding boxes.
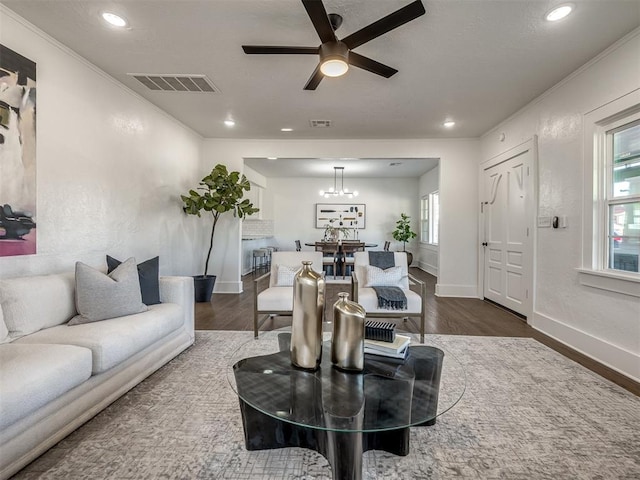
[392,212,417,266]
[331,292,366,372]
[319,167,359,198]
[291,261,325,370]
[181,164,259,302]
[316,203,366,229]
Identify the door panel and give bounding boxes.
[483,149,532,317]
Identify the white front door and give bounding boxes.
[482,147,534,318]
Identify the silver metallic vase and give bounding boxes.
[291,261,325,370]
[331,292,366,372]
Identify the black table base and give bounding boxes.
[240,400,416,480]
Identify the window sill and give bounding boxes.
[576,268,640,298]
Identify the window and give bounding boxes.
[421,192,439,245]
[607,121,640,273]
[429,192,439,245]
[420,196,429,242]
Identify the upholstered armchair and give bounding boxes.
[351,251,426,342]
[253,251,323,338]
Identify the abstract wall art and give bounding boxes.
[0,44,37,257]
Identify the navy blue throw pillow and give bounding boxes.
[106,255,160,306]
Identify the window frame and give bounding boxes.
[579,90,640,297]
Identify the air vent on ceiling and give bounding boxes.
[128,74,218,93]
[309,119,332,128]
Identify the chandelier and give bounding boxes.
[319,167,359,198]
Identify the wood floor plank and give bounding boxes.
[195,268,639,396]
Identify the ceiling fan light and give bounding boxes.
[320,59,349,77]
[319,41,349,77]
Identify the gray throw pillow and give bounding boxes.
[70,258,148,325]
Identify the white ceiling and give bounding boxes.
[244,157,439,178]
[3,0,639,144]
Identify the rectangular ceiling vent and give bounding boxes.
[310,119,332,128]
[128,74,218,93]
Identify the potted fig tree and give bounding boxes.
[181,164,259,302]
[391,212,417,266]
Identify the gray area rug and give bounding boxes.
[14,331,640,479]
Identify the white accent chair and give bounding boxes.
[351,251,426,342]
[253,251,323,338]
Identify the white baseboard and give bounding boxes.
[213,281,243,294]
[435,284,479,298]
[417,260,438,277]
[532,311,640,383]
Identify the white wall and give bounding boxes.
[480,30,640,381]
[263,176,419,253]
[201,139,480,295]
[0,8,204,278]
[419,165,440,277]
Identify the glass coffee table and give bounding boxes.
[227,330,465,480]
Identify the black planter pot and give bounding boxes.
[193,275,216,303]
[404,251,413,266]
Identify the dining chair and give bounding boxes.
[315,242,339,278]
[383,241,391,251]
[341,242,365,279]
[295,240,302,251]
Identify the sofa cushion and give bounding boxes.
[354,251,410,290]
[15,303,184,374]
[71,258,147,324]
[268,252,323,287]
[0,272,76,339]
[107,255,160,306]
[0,343,93,430]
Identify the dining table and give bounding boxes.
[305,241,378,277]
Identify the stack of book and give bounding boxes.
[364,334,411,361]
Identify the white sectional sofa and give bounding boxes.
[0,270,194,479]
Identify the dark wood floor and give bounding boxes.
[196,267,639,396]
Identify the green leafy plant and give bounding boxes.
[181,164,259,276]
[391,213,417,251]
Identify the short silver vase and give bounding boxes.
[290,261,325,370]
[331,292,366,372]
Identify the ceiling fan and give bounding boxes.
[242,0,426,90]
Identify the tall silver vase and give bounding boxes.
[291,261,325,370]
[331,292,366,372]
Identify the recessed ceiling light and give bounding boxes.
[101,12,128,28]
[443,120,455,128]
[224,120,235,127]
[281,128,293,132]
[267,157,277,160]
[545,4,574,22]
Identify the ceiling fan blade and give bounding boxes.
[302,0,336,44]
[348,52,398,78]
[242,46,318,55]
[341,0,426,50]
[304,64,324,90]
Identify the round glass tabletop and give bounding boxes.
[226,330,466,433]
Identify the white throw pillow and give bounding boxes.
[275,264,299,286]
[364,265,403,287]
[70,257,147,324]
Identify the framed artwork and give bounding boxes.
[316,203,366,229]
[0,45,37,257]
